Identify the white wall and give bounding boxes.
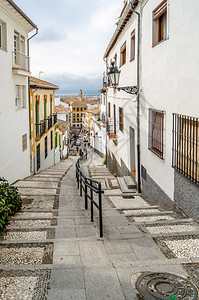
[0,4,33,183]
[90,117,106,156]
[106,9,139,179]
[105,0,199,201]
[140,0,199,200]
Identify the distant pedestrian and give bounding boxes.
[88,142,90,148]
[76,146,79,153]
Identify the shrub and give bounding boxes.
[103,155,107,165]
[0,177,22,233]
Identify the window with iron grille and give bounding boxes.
[119,107,124,132]
[51,130,53,149]
[148,109,164,158]
[36,144,40,171]
[22,134,27,152]
[172,113,199,185]
[108,102,111,118]
[45,136,48,159]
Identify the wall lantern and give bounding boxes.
[108,62,121,87]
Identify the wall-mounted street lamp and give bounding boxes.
[108,62,121,87]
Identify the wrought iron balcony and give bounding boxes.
[47,115,53,130]
[35,120,46,139]
[52,113,57,125]
[107,119,117,143]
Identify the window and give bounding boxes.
[14,32,25,66]
[114,53,117,65]
[44,95,47,119]
[22,134,27,151]
[50,95,53,115]
[51,131,53,149]
[0,20,7,51]
[37,144,40,171]
[73,108,75,111]
[21,86,26,108]
[73,118,75,122]
[152,1,167,46]
[120,42,126,67]
[77,108,79,111]
[77,113,79,117]
[15,85,26,109]
[15,85,20,108]
[73,113,75,117]
[130,30,135,61]
[148,109,164,158]
[172,114,199,185]
[45,136,48,158]
[119,107,124,132]
[108,102,111,118]
[81,108,83,111]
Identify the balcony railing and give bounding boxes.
[47,115,53,130]
[53,113,57,125]
[35,120,46,139]
[13,51,30,71]
[107,119,117,143]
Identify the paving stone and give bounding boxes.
[84,268,126,300]
[17,188,57,195]
[76,226,97,238]
[50,269,84,289]
[104,240,133,254]
[128,237,167,261]
[55,227,77,239]
[79,240,109,264]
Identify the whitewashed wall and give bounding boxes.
[0,5,32,183]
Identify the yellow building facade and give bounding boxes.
[30,77,62,173]
[71,90,88,131]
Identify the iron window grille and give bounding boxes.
[51,130,53,149]
[36,144,40,171]
[148,109,165,159]
[45,136,48,159]
[119,107,124,132]
[172,113,199,185]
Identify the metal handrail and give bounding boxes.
[76,152,104,237]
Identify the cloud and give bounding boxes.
[41,72,102,95]
[15,0,123,91]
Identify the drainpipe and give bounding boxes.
[103,57,108,168]
[130,2,141,193]
[27,28,39,174]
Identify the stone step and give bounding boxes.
[134,218,193,225]
[117,177,136,194]
[124,176,136,189]
[105,178,111,189]
[14,181,58,189]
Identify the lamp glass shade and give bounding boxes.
[108,62,120,87]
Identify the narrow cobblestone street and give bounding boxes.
[0,151,198,299]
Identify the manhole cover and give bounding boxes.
[136,272,198,300]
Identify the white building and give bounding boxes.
[104,0,199,219]
[0,0,37,183]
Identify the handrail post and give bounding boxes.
[98,182,103,238]
[90,180,94,222]
[85,178,88,209]
[80,171,82,196]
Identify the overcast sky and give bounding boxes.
[14,0,124,95]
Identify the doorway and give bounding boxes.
[129,127,136,178]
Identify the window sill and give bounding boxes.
[149,147,164,159]
[130,58,135,62]
[152,37,168,48]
